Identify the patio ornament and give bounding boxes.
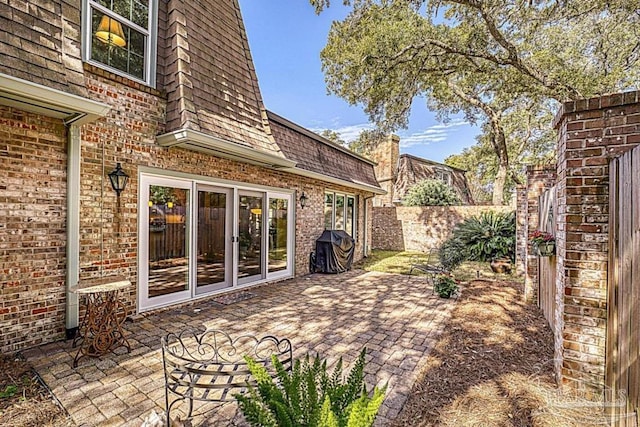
[529,229,556,257]
[161,329,292,427]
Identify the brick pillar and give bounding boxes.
[554,90,640,392]
[518,166,557,302]
[371,135,399,206]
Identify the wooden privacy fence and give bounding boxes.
[538,185,557,330]
[607,144,640,426]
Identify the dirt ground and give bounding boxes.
[1,278,609,427]
[0,354,73,427]
[392,279,609,427]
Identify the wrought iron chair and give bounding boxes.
[161,329,293,426]
[409,248,449,292]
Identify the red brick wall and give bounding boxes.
[554,90,640,391]
[0,70,373,353]
[372,205,514,252]
[0,107,69,351]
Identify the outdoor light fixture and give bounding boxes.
[95,15,126,47]
[108,163,129,197]
[299,192,308,209]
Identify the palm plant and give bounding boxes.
[439,211,516,270]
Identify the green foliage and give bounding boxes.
[0,384,18,399]
[454,211,516,262]
[236,348,386,427]
[315,0,639,204]
[319,129,347,147]
[438,237,468,272]
[439,211,516,269]
[402,179,461,206]
[433,274,459,298]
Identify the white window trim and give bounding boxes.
[324,190,358,239]
[81,0,158,87]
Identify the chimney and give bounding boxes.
[371,134,399,206]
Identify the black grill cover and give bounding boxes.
[314,230,355,273]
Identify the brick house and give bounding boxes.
[0,0,383,353]
[369,135,473,206]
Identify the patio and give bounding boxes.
[23,270,456,427]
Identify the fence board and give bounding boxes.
[607,145,640,426]
[538,185,556,329]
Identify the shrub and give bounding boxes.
[433,274,459,298]
[402,179,461,206]
[236,348,386,427]
[439,210,516,268]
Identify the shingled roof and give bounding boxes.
[267,111,383,193]
[394,154,473,204]
[159,0,282,156]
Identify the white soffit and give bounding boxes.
[157,129,297,169]
[0,73,110,125]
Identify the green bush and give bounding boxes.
[236,348,386,427]
[402,179,461,206]
[439,210,516,268]
[433,274,459,298]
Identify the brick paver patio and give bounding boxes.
[24,270,456,426]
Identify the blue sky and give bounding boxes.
[239,1,480,163]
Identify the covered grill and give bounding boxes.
[313,230,355,273]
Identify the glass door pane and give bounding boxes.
[196,187,231,294]
[147,185,190,298]
[238,192,264,284]
[268,197,288,273]
[335,194,345,230]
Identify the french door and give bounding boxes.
[139,174,293,311]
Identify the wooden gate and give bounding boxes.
[538,185,557,329]
[607,145,640,426]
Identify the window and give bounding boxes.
[435,169,452,186]
[83,0,157,86]
[324,191,357,238]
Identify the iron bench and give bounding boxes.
[161,329,293,426]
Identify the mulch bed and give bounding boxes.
[392,279,609,427]
[0,354,73,427]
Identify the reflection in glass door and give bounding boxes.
[268,197,288,273]
[196,187,231,294]
[147,185,190,299]
[238,192,264,284]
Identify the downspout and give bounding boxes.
[65,123,81,338]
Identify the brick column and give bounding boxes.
[554,90,640,391]
[518,166,556,303]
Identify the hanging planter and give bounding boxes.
[530,230,556,257]
[534,241,555,257]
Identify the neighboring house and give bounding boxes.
[370,135,473,206]
[0,0,383,353]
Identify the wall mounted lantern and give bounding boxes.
[299,192,308,209]
[95,15,127,47]
[108,163,129,197]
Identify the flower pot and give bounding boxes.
[534,242,555,257]
[490,258,512,274]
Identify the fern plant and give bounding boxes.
[236,348,386,427]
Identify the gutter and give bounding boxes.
[157,129,297,169]
[283,166,386,195]
[0,72,111,336]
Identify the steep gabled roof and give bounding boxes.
[267,111,384,194]
[160,0,282,157]
[394,154,473,204]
